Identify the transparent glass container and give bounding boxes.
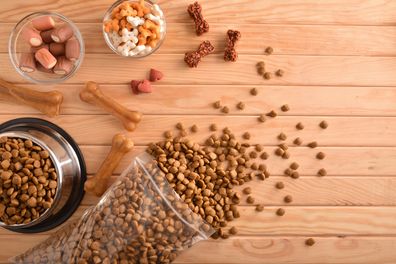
[103,0,166,58]
[8,12,85,84]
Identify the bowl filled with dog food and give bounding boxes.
[8,12,85,84]
[103,0,166,57]
[0,118,86,233]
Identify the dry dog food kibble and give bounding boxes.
[242,187,252,195]
[187,1,209,36]
[221,106,230,114]
[265,46,273,55]
[308,141,318,148]
[260,152,269,160]
[275,69,284,77]
[275,181,284,189]
[103,1,165,57]
[316,152,326,160]
[19,15,80,75]
[284,195,293,203]
[319,120,328,129]
[281,104,290,112]
[255,204,264,212]
[276,208,285,216]
[184,40,214,68]
[263,72,272,80]
[278,132,287,141]
[305,238,316,246]
[266,110,277,117]
[213,100,221,109]
[296,122,304,130]
[190,124,198,133]
[250,88,258,96]
[224,30,241,62]
[258,114,266,123]
[246,195,255,204]
[236,102,245,110]
[0,137,57,225]
[318,168,327,176]
[293,137,303,145]
[209,124,217,131]
[291,171,300,179]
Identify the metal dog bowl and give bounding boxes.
[0,118,86,233]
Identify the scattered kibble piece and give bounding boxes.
[242,187,252,195]
[281,104,290,112]
[257,67,265,75]
[237,102,245,110]
[249,151,258,159]
[275,148,284,156]
[176,122,184,130]
[221,106,229,114]
[305,238,315,246]
[250,88,258,96]
[275,181,284,189]
[255,204,264,212]
[180,129,187,137]
[246,195,255,204]
[258,164,266,172]
[282,151,290,159]
[242,132,251,140]
[284,168,292,176]
[291,171,299,179]
[260,152,269,160]
[256,61,265,69]
[266,110,277,117]
[293,137,303,145]
[318,168,327,176]
[164,130,172,138]
[284,195,293,203]
[290,162,299,170]
[296,122,304,130]
[263,72,272,80]
[276,69,284,77]
[279,143,288,150]
[276,208,285,216]
[258,114,266,123]
[209,124,217,131]
[307,141,318,148]
[278,132,287,141]
[191,124,198,133]
[319,120,328,129]
[265,46,273,55]
[213,100,221,109]
[229,226,238,235]
[255,144,263,152]
[316,152,326,160]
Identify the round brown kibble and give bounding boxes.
[27,197,37,207]
[284,195,293,203]
[221,106,230,114]
[275,148,284,156]
[256,61,265,69]
[275,181,284,189]
[291,171,300,179]
[242,187,252,195]
[318,168,327,176]
[316,152,326,160]
[305,238,315,246]
[255,144,263,152]
[280,104,290,112]
[263,72,272,80]
[229,226,238,235]
[257,66,265,75]
[12,174,22,186]
[258,114,266,123]
[296,122,304,130]
[276,208,285,216]
[249,151,258,159]
[213,101,221,109]
[276,69,284,77]
[290,162,299,170]
[242,132,251,140]
[190,124,198,133]
[279,143,288,150]
[1,160,10,170]
[284,168,292,176]
[307,141,318,148]
[282,151,290,159]
[209,124,217,131]
[265,46,273,54]
[250,88,258,96]
[260,152,269,160]
[255,204,264,212]
[319,120,328,129]
[39,151,49,159]
[237,102,245,110]
[164,130,172,138]
[246,195,255,204]
[266,110,277,118]
[175,122,184,130]
[278,132,287,141]
[293,137,303,145]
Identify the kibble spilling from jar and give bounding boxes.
[0,136,57,225]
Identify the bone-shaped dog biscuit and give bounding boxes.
[80,81,142,131]
[0,78,63,117]
[84,134,134,197]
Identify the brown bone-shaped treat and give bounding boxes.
[85,133,134,197]
[0,78,63,117]
[224,30,241,62]
[80,81,142,131]
[187,1,209,36]
[184,40,214,68]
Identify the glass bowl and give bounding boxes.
[102,0,166,58]
[8,12,85,84]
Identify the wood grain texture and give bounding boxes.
[3,54,396,86]
[1,0,396,25]
[3,23,396,56]
[3,85,396,116]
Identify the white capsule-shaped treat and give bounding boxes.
[132,28,138,36]
[142,46,153,55]
[152,4,164,17]
[129,45,145,56]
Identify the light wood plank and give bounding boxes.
[0,236,395,264]
[81,176,396,206]
[1,115,395,147]
[3,85,396,116]
[3,23,396,56]
[80,145,396,176]
[1,207,396,237]
[3,54,396,86]
[1,0,396,25]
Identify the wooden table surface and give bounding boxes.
[1,0,396,263]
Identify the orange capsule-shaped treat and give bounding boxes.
[51,24,73,43]
[65,38,80,61]
[32,16,55,31]
[49,42,65,56]
[19,53,36,73]
[35,48,57,69]
[21,27,42,47]
[40,29,53,43]
[53,56,73,75]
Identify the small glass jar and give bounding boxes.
[8,12,85,84]
[102,0,166,58]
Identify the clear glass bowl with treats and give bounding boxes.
[103,0,166,58]
[8,12,85,84]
